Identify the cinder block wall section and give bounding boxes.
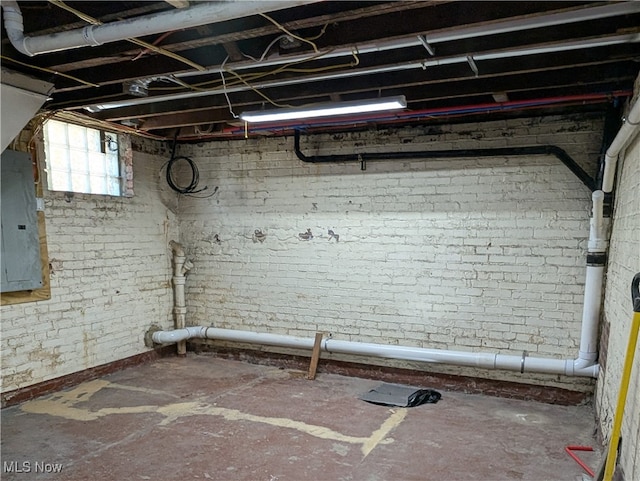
[0,135,179,394]
[178,114,603,391]
[596,132,640,481]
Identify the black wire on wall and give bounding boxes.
[165,133,216,197]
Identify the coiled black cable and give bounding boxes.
[165,132,209,196]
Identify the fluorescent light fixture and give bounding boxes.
[240,96,407,123]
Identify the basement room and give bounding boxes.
[1,2,639,480]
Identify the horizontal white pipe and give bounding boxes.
[87,33,640,112]
[602,95,640,193]
[150,326,599,378]
[2,1,314,56]
[425,2,640,44]
[170,2,640,81]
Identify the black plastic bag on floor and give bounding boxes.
[359,383,442,407]
[407,388,441,406]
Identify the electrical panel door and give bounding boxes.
[1,149,43,292]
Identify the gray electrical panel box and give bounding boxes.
[1,149,43,292]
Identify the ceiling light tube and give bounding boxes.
[240,96,407,123]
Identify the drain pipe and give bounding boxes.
[575,96,640,366]
[169,241,192,356]
[575,190,607,369]
[148,326,598,377]
[1,1,314,56]
[602,98,640,194]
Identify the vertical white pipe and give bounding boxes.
[578,266,605,364]
[576,190,607,367]
[169,241,190,356]
[602,98,640,193]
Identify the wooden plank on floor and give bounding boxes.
[307,332,324,380]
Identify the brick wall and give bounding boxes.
[0,136,179,393]
[178,114,603,390]
[596,132,640,480]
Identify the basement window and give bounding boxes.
[43,120,123,196]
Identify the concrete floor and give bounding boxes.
[1,355,600,481]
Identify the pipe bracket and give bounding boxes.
[520,350,527,374]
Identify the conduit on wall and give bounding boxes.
[293,129,596,191]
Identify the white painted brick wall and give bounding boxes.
[596,133,640,481]
[178,114,602,389]
[0,136,178,393]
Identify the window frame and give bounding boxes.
[43,119,126,197]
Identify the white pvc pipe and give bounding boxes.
[424,2,640,44]
[578,266,605,365]
[169,240,191,356]
[150,326,599,378]
[602,96,640,193]
[589,190,605,251]
[1,1,314,56]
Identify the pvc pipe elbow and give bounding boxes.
[2,2,33,56]
[169,240,185,257]
[572,359,600,377]
[181,260,194,275]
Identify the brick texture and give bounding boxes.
[595,132,640,481]
[177,114,603,390]
[0,137,179,393]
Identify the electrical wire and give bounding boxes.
[259,12,319,53]
[0,55,99,87]
[220,56,239,118]
[218,48,359,109]
[165,132,214,197]
[49,0,206,71]
[132,31,175,62]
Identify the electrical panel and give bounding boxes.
[1,149,43,292]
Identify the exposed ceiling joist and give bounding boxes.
[0,0,637,140]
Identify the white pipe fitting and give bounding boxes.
[147,326,600,378]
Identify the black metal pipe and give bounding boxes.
[293,129,596,191]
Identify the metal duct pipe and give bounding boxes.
[149,326,599,378]
[1,1,314,56]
